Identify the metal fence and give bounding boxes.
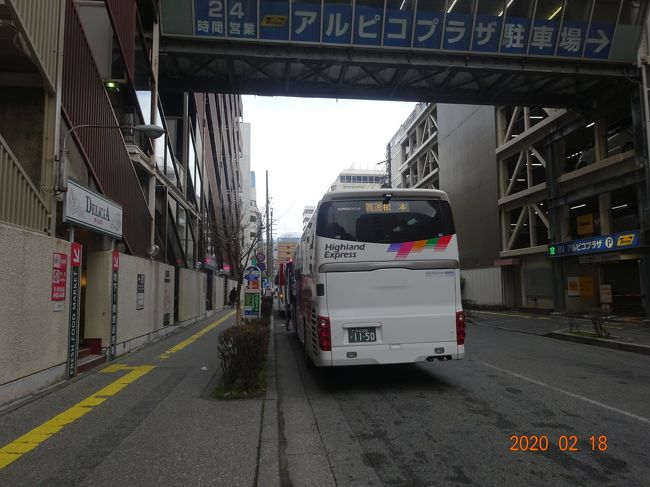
[0,134,49,233]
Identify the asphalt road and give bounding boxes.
[0,309,262,487]
[279,315,650,487]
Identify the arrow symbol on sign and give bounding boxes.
[586,29,610,54]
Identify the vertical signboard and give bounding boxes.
[136,273,145,310]
[244,265,261,317]
[52,252,68,311]
[110,250,119,360]
[68,243,82,378]
[163,270,172,326]
[244,291,260,317]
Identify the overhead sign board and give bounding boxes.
[64,179,123,239]
[549,231,640,258]
[161,0,649,63]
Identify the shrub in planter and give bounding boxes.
[217,320,271,392]
[242,318,271,360]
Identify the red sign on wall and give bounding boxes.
[52,252,68,301]
[71,242,82,268]
[112,250,120,272]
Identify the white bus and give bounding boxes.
[292,188,465,367]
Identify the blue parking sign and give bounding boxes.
[472,15,501,53]
[443,13,471,51]
[383,8,413,48]
[323,4,352,44]
[292,3,321,42]
[527,19,559,56]
[557,20,586,57]
[353,5,382,46]
[194,0,226,37]
[260,0,290,40]
[501,17,530,54]
[226,0,257,38]
[584,22,614,59]
[413,10,443,49]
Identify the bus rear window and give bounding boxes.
[316,199,455,244]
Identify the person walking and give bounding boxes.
[228,287,237,308]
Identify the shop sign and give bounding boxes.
[64,179,123,239]
[549,231,640,257]
[110,250,119,360]
[52,252,67,303]
[244,265,261,290]
[136,273,145,310]
[68,242,82,378]
[576,214,593,235]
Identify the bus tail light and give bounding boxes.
[317,316,331,351]
[456,311,466,345]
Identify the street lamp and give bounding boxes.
[56,123,165,193]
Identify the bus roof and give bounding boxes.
[320,188,449,203]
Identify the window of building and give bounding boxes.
[610,186,639,233]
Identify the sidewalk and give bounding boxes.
[468,309,650,355]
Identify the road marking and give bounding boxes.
[476,360,650,425]
[0,365,154,470]
[158,311,234,359]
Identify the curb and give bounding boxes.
[548,330,650,356]
[256,314,280,487]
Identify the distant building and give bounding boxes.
[388,102,439,189]
[328,168,386,192]
[276,236,299,264]
[302,205,316,230]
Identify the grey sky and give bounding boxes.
[241,95,416,236]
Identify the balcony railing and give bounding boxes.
[0,134,48,233]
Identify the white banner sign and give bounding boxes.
[64,179,122,238]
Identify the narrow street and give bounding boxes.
[278,313,650,487]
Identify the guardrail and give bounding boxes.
[0,134,49,233]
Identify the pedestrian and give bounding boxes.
[228,287,237,308]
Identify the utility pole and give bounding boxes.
[270,207,274,279]
[265,170,272,288]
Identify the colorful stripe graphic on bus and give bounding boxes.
[387,235,453,259]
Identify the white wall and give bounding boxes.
[0,224,70,404]
[460,267,503,306]
[177,268,207,325]
[84,251,175,355]
[213,274,226,310]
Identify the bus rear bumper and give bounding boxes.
[328,342,464,366]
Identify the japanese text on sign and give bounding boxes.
[184,0,630,61]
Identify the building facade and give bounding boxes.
[0,0,245,406]
[391,90,648,315]
[302,205,315,231]
[276,236,299,265]
[328,168,387,192]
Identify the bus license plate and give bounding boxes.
[348,327,377,343]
